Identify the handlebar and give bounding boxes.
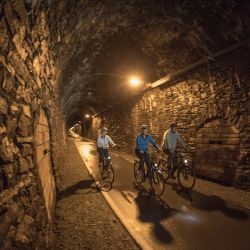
[150,150,161,156]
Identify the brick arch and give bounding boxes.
[192,102,248,186]
[194,118,240,184]
[195,104,241,131]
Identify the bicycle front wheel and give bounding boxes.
[134,161,145,184]
[100,162,105,179]
[177,164,196,190]
[150,170,165,196]
[105,162,114,183]
[158,159,170,180]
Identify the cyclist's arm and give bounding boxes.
[107,136,116,147]
[161,131,167,149]
[150,136,160,150]
[177,134,186,148]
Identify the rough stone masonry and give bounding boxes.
[0,0,250,249]
[0,1,60,249]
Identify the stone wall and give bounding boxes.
[95,48,250,190]
[0,1,59,249]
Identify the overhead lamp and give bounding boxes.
[129,76,142,87]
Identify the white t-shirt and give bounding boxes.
[97,135,115,148]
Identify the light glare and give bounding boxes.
[82,146,90,157]
[130,77,141,87]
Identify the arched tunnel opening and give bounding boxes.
[0,0,250,249]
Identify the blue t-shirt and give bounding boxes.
[136,134,159,152]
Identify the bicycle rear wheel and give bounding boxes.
[177,164,196,190]
[150,169,165,196]
[134,161,145,184]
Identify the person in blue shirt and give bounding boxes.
[135,125,160,173]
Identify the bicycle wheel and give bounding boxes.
[106,162,114,183]
[158,159,170,180]
[100,161,105,179]
[177,164,196,190]
[134,161,145,184]
[150,169,165,196]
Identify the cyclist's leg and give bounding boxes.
[99,148,105,166]
[165,149,172,166]
[104,148,109,158]
[170,151,178,177]
[163,148,171,165]
[144,152,151,176]
[139,154,145,170]
[166,149,176,177]
[172,151,177,168]
[135,149,144,170]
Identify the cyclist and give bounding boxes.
[97,127,116,167]
[161,122,189,178]
[135,125,160,175]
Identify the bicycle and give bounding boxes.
[158,150,196,190]
[99,149,114,184]
[134,151,165,196]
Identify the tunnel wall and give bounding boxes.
[99,49,250,190]
[0,1,60,248]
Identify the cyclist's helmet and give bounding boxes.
[101,127,108,132]
[141,124,148,131]
[170,122,177,128]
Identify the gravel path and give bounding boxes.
[54,138,140,250]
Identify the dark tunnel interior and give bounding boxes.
[0,0,250,249]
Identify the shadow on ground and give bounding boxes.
[168,182,249,221]
[58,179,99,200]
[134,183,177,245]
[99,180,113,192]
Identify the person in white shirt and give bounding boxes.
[161,122,189,178]
[97,127,116,166]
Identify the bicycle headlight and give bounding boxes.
[155,163,158,167]
[184,159,188,164]
[107,156,111,159]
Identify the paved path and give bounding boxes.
[54,138,139,250]
[75,137,250,250]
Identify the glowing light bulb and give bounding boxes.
[130,77,142,87]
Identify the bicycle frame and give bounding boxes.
[99,148,111,165]
[146,152,163,178]
[151,160,162,174]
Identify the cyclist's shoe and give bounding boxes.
[137,169,145,180]
[169,173,176,179]
[102,171,108,179]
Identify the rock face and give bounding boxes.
[0,1,59,249]
[0,97,8,114]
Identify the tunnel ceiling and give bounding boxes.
[48,0,250,123]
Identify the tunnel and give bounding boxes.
[0,0,250,249]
